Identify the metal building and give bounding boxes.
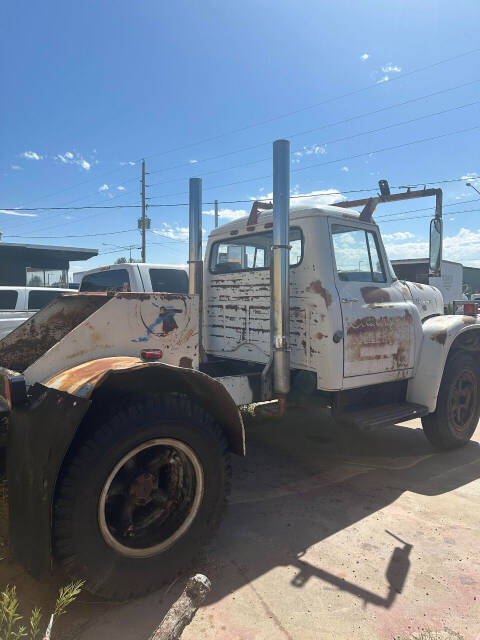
[0,243,98,286]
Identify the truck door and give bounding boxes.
[329,221,414,379]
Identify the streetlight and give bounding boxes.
[466,182,480,197]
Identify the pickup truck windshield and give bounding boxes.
[149,269,188,293]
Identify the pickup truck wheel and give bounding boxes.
[421,351,480,450]
[53,396,231,600]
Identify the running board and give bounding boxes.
[342,402,429,430]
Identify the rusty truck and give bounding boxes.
[1,140,479,600]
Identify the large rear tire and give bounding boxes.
[421,351,480,450]
[53,396,231,600]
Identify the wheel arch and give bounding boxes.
[407,315,480,412]
[47,357,246,456]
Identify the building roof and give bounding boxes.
[0,242,97,260]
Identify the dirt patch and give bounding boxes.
[306,280,332,307]
[361,286,391,303]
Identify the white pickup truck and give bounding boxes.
[77,263,188,293]
[0,286,72,339]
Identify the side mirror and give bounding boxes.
[429,217,442,277]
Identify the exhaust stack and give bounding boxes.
[272,139,291,397]
[188,178,203,296]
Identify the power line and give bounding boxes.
[3,228,137,239]
[140,47,480,163]
[1,175,477,214]
[147,99,480,190]
[5,48,479,224]
[148,125,480,199]
[379,207,480,224]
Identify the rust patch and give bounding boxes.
[46,356,144,395]
[179,356,193,368]
[316,332,325,340]
[462,316,476,325]
[306,280,332,307]
[431,331,447,344]
[401,286,409,298]
[360,286,391,303]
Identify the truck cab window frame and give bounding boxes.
[331,224,387,283]
[209,227,303,274]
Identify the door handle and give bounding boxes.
[341,297,359,303]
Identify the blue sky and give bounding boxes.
[1,0,480,274]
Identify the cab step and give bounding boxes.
[343,402,429,430]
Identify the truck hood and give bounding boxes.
[403,281,444,320]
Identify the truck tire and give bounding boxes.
[421,351,480,450]
[53,396,231,600]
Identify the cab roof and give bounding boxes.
[208,204,366,239]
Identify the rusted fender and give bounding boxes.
[46,356,245,455]
[407,314,480,411]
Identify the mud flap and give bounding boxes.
[7,383,90,578]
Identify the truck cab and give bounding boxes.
[204,205,442,393]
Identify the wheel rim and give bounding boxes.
[98,438,204,558]
[447,368,478,433]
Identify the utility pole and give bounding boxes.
[138,159,150,263]
[214,199,219,228]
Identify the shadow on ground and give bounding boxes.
[1,408,479,639]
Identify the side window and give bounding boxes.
[332,224,386,283]
[28,290,62,310]
[149,269,188,293]
[0,290,18,310]
[210,228,302,273]
[80,269,131,292]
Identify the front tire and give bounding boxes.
[422,351,480,450]
[54,396,231,600]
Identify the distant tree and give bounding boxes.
[115,257,127,264]
[28,275,43,286]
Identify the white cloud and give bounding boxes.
[98,184,109,192]
[361,53,370,60]
[11,165,22,170]
[117,185,125,191]
[292,144,327,163]
[382,227,480,267]
[152,223,190,241]
[55,151,91,171]
[189,159,198,164]
[203,207,248,221]
[341,166,349,172]
[0,209,37,217]
[461,173,479,182]
[382,231,415,241]
[120,161,136,166]
[375,62,402,84]
[290,188,345,208]
[382,63,402,73]
[21,150,43,160]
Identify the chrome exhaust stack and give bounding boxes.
[271,139,291,398]
[188,177,203,296]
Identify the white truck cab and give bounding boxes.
[78,263,188,293]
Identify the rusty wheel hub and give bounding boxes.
[448,368,477,433]
[98,439,204,558]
